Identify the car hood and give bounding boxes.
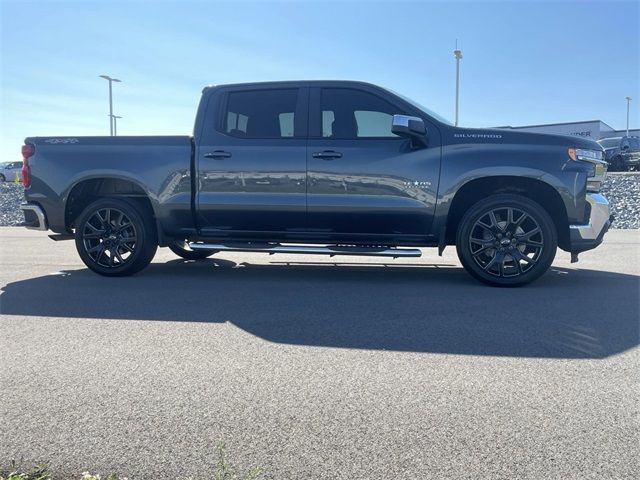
[443,127,603,150]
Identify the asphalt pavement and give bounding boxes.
[1,228,638,479]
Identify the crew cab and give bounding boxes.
[20,81,612,286]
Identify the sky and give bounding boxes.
[1,0,638,161]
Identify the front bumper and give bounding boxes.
[622,154,640,166]
[20,202,48,231]
[569,193,613,253]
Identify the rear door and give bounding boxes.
[306,85,440,239]
[196,86,308,236]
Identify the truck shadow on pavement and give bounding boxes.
[2,258,638,359]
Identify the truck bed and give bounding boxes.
[24,135,193,235]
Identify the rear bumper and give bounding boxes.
[20,202,48,231]
[568,193,612,253]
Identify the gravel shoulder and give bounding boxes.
[3,173,639,229]
[0,182,24,227]
[600,172,640,229]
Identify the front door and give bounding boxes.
[306,86,440,240]
[196,87,308,236]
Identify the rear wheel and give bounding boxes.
[0,174,5,181]
[74,198,157,276]
[456,194,557,287]
[168,240,215,260]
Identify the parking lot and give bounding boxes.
[1,227,638,479]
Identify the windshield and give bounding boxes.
[389,89,454,126]
[597,138,620,148]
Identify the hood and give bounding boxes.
[443,127,603,150]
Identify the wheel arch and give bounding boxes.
[64,176,163,243]
[445,176,570,250]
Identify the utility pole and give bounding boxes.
[453,40,463,127]
[99,75,122,136]
[112,115,122,136]
[625,96,632,136]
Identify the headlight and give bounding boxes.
[567,147,603,162]
[566,147,607,192]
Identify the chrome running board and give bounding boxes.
[188,243,422,258]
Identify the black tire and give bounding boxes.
[611,156,624,172]
[456,194,557,287]
[0,174,5,181]
[168,240,215,260]
[74,198,157,276]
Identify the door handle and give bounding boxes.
[204,151,232,159]
[312,150,342,159]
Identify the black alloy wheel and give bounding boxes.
[456,194,557,287]
[75,198,157,276]
[82,207,138,268]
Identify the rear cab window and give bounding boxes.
[223,89,299,139]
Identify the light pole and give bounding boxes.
[99,75,122,136]
[112,115,122,136]
[625,96,632,136]
[453,41,463,127]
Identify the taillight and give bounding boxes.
[21,144,34,187]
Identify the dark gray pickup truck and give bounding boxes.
[20,81,612,286]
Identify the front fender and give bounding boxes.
[432,143,589,235]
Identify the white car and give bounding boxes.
[0,161,22,182]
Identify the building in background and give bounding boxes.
[496,120,639,140]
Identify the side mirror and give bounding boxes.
[392,115,427,147]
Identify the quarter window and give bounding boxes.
[320,88,403,139]
[224,89,298,138]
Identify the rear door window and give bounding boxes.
[224,89,298,138]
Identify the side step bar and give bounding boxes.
[188,243,422,258]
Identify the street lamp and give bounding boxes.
[99,75,122,136]
[625,96,632,136]
[453,41,463,127]
[111,115,122,136]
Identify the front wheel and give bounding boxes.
[74,198,157,276]
[456,194,557,287]
[611,156,624,172]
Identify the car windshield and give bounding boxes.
[597,138,620,148]
[0,162,12,168]
[389,89,454,126]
